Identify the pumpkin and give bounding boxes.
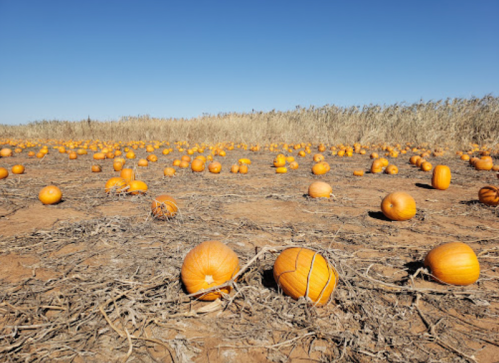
[126,151,136,159]
[28,151,35,157]
[0,167,8,179]
[384,165,398,175]
[146,154,158,162]
[120,168,135,183]
[39,185,62,205]
[424,242,480,286]
[478,185,499,206]
[298,150,306,157]
[370,153,379,159]
[313,154,324,163]
[230,164,239,173]
[238,158,251,165]
[151,194,178,219]
[415,158,426,167]
[289,161,299,170]
[273,247,338,306]
[409,155,420,165]
[371,159,384,173]
[0,148,13,157]
[69,152,78,160]
[276,166,288,174]
[353,170,364,176]
[105,177,127,194]
[93,152,105,160]
[127,180,148,195]
[273,157,286,167]
[181,241,240,301]
[432,165,451,190]
[113,161,124,171]
[173,159,181,167]
[492,165,499,172]
[191,159,205,172]
[308,181,332,198]
[179,160,190,169]
[239,164,249,174]
[312,161,330,175]
[460,154,470,161]
[208,161,222,173]
[181,155,191,163]
[381,192,416,221]
[11,165,25,174]
[138,159,148,167]
[91,165,102,173]
[421,161,432,171]
[474,159,493,171]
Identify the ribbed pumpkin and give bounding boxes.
[163,167,176,177]
[208,161,222,173]
[384,164,398,175]
[424,242,480,286]
[308,181,332,198]
[312,161,330,175]
[181,241,240,301]
[273,248,338,306]
[381,192,417,221]
[371,159,384,173]
[151,194,178,219]
[39,185,62,205]
[127,180,148,195]
[478,185,499,206]
[105,177,127,194]
[191,159,205,172]
[432,165,451,190]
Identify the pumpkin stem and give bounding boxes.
[205,275,215,285]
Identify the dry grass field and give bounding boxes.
[1,97,499,362]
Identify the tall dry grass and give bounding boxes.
[1,96,498,147]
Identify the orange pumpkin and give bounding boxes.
[273,157,286,167]
[113,161,124,171]
[39,185,62,205]
[432,165,451,190]
[0,148,13,157]
[138,159,148,167]
[163,167,176,177]
[381,192,417,221]
[93,152,105,160]
[353,170,364,176]
[308,181,332,198]
[424,242,480,286]
[421,161,432,171]
[478,185,499,206]
[181,241,240,301]
[179,160,190,169]
[105,177,127,194]
[0,167,9,179]
[120,168,135,183]
[313,154,324,163]
[371,159,384,173]
[312,161,330,175]
[474,159,493,171]
[276,166,288,174]
[230,164,240,173]
[191,159,205,172]
[208,161,222,173]
[127,180,148,195]
[370,153,379,159]
[289,161,299,170]
[384,164,398,175]
[69,152,78,160]
[11,165,25,174]
[273,247,338,306]
[91,165,102,173]
[239,164,249,174]
[151,194,178,219]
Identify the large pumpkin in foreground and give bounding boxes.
[424,242,480,286]
[273,248,338,306]
[478,185,499,206]
[381,192,417,221]
[181,241,240,301]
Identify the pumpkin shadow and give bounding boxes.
[368,211,391,221]
[398,260,426,285]
[262,269,278,290]
[459,200,480,206]
[415,183,433,190]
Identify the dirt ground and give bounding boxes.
[1,146,498,362]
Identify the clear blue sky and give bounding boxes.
[0,1,498,125]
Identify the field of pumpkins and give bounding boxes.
[0,139,499,362]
